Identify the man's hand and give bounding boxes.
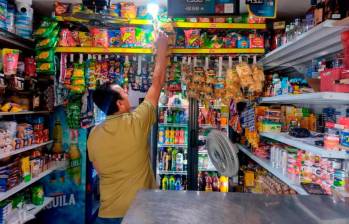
[145,31,169,108]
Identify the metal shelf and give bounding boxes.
[260,132,348,159]
[0,28,34,51]
[259,92,349,105]
[171,48,265,54]
[158,144,188,148]
[56,16,152,25]
[159,123,188,128]
[237,144,309,195]
[0,167,57,201]
[27,197,54,216]
[158,170,187,175]
[0,141,53,160]
[0,111,51,116]
[158,105,188,109]
[173,21,266,29]
[56,47,152,54]
[259,20,349,70]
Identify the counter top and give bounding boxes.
[123,190,349,224]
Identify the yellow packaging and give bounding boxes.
[21,156,31,182]
[244,171,255,187]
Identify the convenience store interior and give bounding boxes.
[1,0,349,223]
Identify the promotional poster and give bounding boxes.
[37,106,87,224]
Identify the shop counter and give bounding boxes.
[123,190,349,224]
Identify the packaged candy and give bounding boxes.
[78,31,92,47]
[108,30,121,47]
[59,29,76,47]
[55,1,70,16]
[33,19,58,38]
[135,27,145,47]
[198,18,211,23]
[184,29,201,48]
[90,27,109,48]
[2,48,20,75]
[35,49,55,62]
[71,63,85,94]
[36,62,55,74]
[120,2,137,19]
[110,3,121,17]
[223,33,237,48]
[72,31,80,46]
[237,36,249,48]
[25,57,36,77]
[120,27,135,47]
[37,37,58,50]
[249,34,264,48]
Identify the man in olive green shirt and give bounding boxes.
[88,32,168,224]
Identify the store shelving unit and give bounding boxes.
[158,123,187,128]
[27,197,54,216]
[173,21,266,29]
[158,171,187,175]
[56,47,265,55]
[0,167,57,201]
[237,144,309,195]
[260,132,349,159]
[259,92,349,105]
[259,20,349,70]
[158,144,187,148]
[0,111,51,116]
[56,47,152,54]
[55,16,152,25]
[0,28,34,51]
[0,141,53,160]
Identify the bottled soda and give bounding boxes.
[169,175,176,190]
[183,149,187,171]
[198,172,206,191]
[205,173,213,192]
[176,151,183,171]
[219,176,229,192]
[162,175,169,190]
[171,148,177,171]
[170,128,175,144]
[165,128,170,145]
[175,177,182,190]
[158,127,165,144]
[167,148,172,171]
[212,173,220,192]
[159,110,164,123]
[164,109,168,123]
[167,110,172,123]
[174,128,179,144]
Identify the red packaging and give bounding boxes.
[59,29,76,47]
[249,35,264,48]
[320,68,349,92]
[2,49,20,75]
[90,28,109,48]
[24,57,36,77]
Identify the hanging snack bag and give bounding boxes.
[249,33,264,48]
[184,29,201,48]
[78,31,92,47]
[236,62,254,88]
[25,57,36,77]
[55,1,70,16]
[36,62,55,74]
[37,37,58,50]
[90,27,109,48]
[2,48,20,75]
[33,19,58,38]
[120,2,137,19]
[108,29,121,47]
[70,63,85,94]
[35,49,55,62]
[135,27,145,47]
[120,27,135,47]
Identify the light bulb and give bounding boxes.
[147,3,159,19]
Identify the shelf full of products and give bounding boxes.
[260,132,348,159]
[0,28,34,51]
[260,19,349,69]
[0,111,51,116]
[0,140,53,160]
[238,144,309,195]
[259,92,349,105]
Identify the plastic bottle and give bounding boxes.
[175,177,182,190]
[176,151,183,171]
[184,129,188,145]
[169,175,176,190]
[183,149,188,171]
[167,148,172,171]
[158,148,164,171]
[205,173,213,192]
[162,175,169,190]
[167,110,172,123]
[198,172,206,191]
[219,176,229,192]
[175,111,180,123]
[174,128,179,145]
[212,173,220,192]
[158,127,165,145]
[179,129,184,144]
[179,111,185,124]
[170,128,175,144]
[172,148,177,171]
[159,110,164,123]
[165,128,170,145]
[164,109,168,123]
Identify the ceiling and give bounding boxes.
[32,0,311,18]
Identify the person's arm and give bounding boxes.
[145,31,169,108]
